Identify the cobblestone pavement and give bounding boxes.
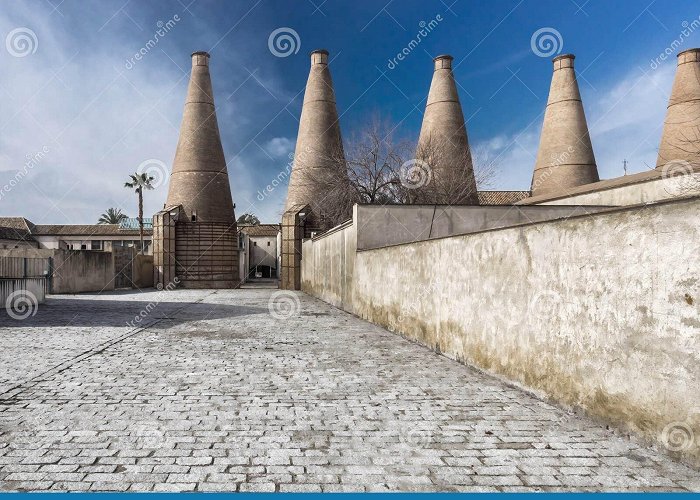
[0,289,698,492]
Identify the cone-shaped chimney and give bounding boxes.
[165,51,235,223]
[415,55,478,204]
[285,50,347,221]
[531,54,599,197]
[656,48,700,168]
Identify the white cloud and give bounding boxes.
[0,3,292,225]
[263,137,295,159]
[0,6,184,223]
[587,64,674,176]
[0,3,680,224]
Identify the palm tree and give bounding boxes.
[124,172,154,253]
[98,207,128,225]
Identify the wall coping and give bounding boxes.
[356,195,700,252]
[518,166,700,205]
[309,218,354,242]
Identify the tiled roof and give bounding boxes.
[0,217,35,241]
[478,191,531,205]
[239,224,280,237]
[31,224,152,237]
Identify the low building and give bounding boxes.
[238,224,281,281]
[0,217,153,253]
[0,217,38,249]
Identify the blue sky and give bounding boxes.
[1,0,699,223]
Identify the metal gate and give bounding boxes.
[0,256,51,309]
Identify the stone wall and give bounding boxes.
[301,197,700,466]
[1,249,115,294]
[354,204,611,250]
[522,170,700,207]
[133,254,154,289]
[0,278,47,316]
[301,220,355,310]
[0,254,49,313]
[51,250,115,294]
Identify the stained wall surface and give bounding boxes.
[301,197,700,466]
[353,204,611,250]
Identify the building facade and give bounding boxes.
[0,217,152,253]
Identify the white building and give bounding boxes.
[238,224,281,281]
[0,217,153,254]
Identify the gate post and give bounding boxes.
[280,204,311,291]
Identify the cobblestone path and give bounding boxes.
[0,289,698,492]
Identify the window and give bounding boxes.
[80,244,87,250]
[91,240,101,250]
[191,211,197,222]
[267,241,271,246]
[254,241,257,246]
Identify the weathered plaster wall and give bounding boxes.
[133,254,154,289]
[301,220,355,310]
[301,197,700,465]
[51,250,115,294]
[355,204,611,250]
[1,249,116,294]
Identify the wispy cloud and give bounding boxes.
[0,2,293,224]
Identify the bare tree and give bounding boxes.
[308,117,413,228]
[658,131,700,196]
[406,132,500,205]
[344,117,413,204]
[289,115,503,233]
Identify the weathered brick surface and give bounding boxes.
[0,289,698,492]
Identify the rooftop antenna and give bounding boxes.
[623,159,628,176]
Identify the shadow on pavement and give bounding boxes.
[0,294,269,328]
